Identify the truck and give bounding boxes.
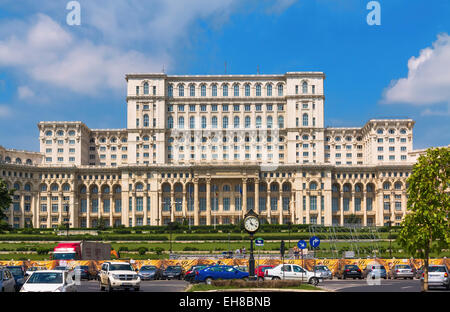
[52,241,111,260]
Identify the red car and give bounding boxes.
[255,265,275,281]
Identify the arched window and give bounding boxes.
[270,183,279,192]
[80,186,86,194]
[91,186,98,194]
[383,182,391,190]
[343,184,351,192]
[168,116,174,129]
[222,84,228,96]
[234,116,240,129]
[267,116,273,129]
[245,84,250,96]
[189,116,195,129]
[41,184,48,192]
[302,135,309,140]
[114,186,121,193]
[278,84,284,96]
[62,184,70,191]
[178,116,184,129]
[212,84,217,97]
[377,128,384,134]
[255,84,261,96]
[222,116,228,129]
[45,130,53,136]
[57,130,64,136]
[394,182,402,190]
[332,184,339,192]
[15,158,22,164]
[51,184,59,192]
[256,116,262,128]
[201,116,207,129]
[310,182,317,190]
[212,116,218,128]
[5,156,11,163]
[143,114,149,127]
[233,84,239,96]
[143,82,149,95]
[103,186,110,194]
[366,184,374,192]
[245,116,251,128]
[13,183,20,190]
[136,183,144,191]
[278,116,284,128]
[24,183,31,192]
[190,84,195,96]
[178,84,184,97]
[201,84,206,96]
[223,185,231,192]
[266,84,272,96]
[143,136,149,141]
[282,183,291,192]
[302,113,309,127]
[302,81,308,93]
[68,130,76,136]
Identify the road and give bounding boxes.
[75,278,449,292]
[78,279,189,292]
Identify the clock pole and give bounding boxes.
[244,209,259,280]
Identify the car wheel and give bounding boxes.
[272,276,281,280]
[343,275,346,280]
[309,277,319,286]
[100,281,105,291]
[205,277,213,285]
[107,280,113,292]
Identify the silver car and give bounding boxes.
[421,265,450,290]
[313,265,333,280]
[388,264,414,279]
[0,268,16,292]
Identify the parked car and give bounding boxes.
[184,265,208,283]
[6,266,26,291]
[313,265,333,280]
[138,265,160,280]
[264,264,321,285]
[25,266,47,277]
[74,265,96,281]
[20,270,77,292]
[363,264,387,279]
[255,265,275,281]
[421,265,450,290]
[233,265,248,272]
[162,265,185,280]
[335,264,363,280]
[99,262,140,292]
[0,267,16,292]
[388,264,414,279]
[195,265,249,285]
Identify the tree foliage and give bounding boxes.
[0,178,14,230]
[397,147,450,290]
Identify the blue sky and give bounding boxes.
[0,0,449,151]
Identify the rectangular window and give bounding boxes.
[115,199,122,213]
[136,197,143,212]
[310,196,317,211]
[103,199,110,213]
[259,197,266,211]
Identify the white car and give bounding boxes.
[421,265,450,290]
[265,264,322,286]
[25,266,47,277]
[99,262,140,292]
[20,270,77,292]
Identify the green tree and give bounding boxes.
[0,178,14,230]
[397,147,450,291]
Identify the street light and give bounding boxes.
[387,220,393,258]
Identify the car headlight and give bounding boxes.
[112,274,120,279]
[133,275,139,280]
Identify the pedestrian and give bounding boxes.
[235,248,240,255]
[242,247,246,254]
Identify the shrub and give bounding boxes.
[154,247,164,255]
[118,246,129,252]
[183,247,199,251]
[36,248,50,255]
[138,247,148,255]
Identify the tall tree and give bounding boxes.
[397,147,450,291]
[0,178,14,230]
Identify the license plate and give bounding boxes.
[122,283,132,286]
[351,270,356,272]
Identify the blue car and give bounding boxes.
[195,265,249,284]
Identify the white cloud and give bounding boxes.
[382,33,450,106]
[18,86,35,99]
[0,105,12,118]
[266,0,297,14]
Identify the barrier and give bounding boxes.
[0,258,448,274]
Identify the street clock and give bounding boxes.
[243,209,260,234]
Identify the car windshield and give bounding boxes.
[141,266,156,271]
[52,252,76,260]
[428,266,446,273]
[397,265,411,269]
[109,264,133,271]
[26,272,63,284]
[166,266,181,272]
[7,267,23,276]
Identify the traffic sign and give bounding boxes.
[255,238,264,247]
[310,236,320,248]
[297,240,307,249]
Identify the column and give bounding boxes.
[317,193,322,225]
[182,185,187,219]
[324,190,331,226]
[266,190,271,223]
[242,178,247,215]
[363,191,367,226]
[290,192,295,223]
[86,192,91,228]
[47,195,51,228]
[254,179,259,213]
[20,194,25,228]
[206,178,211,225]
[339,192,344,226]
[390,191,395,224]
[109,194,114,228]
[170,189,175,222]
[278,191,283,224]
[157,191,162,226]
[98,191,103,225]
[306,193,310,224]
[376,190,383,226]
[131,192,136,227]
[31,193,36,228]
[194,180,199,226]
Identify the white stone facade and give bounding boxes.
[0,71,433,229]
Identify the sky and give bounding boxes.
[0,0,449,151]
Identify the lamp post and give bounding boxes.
[387,220,392,258]
[243,209,259,280]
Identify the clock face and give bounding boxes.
[244,216,259,232]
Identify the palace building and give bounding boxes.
[0,71,430,229]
